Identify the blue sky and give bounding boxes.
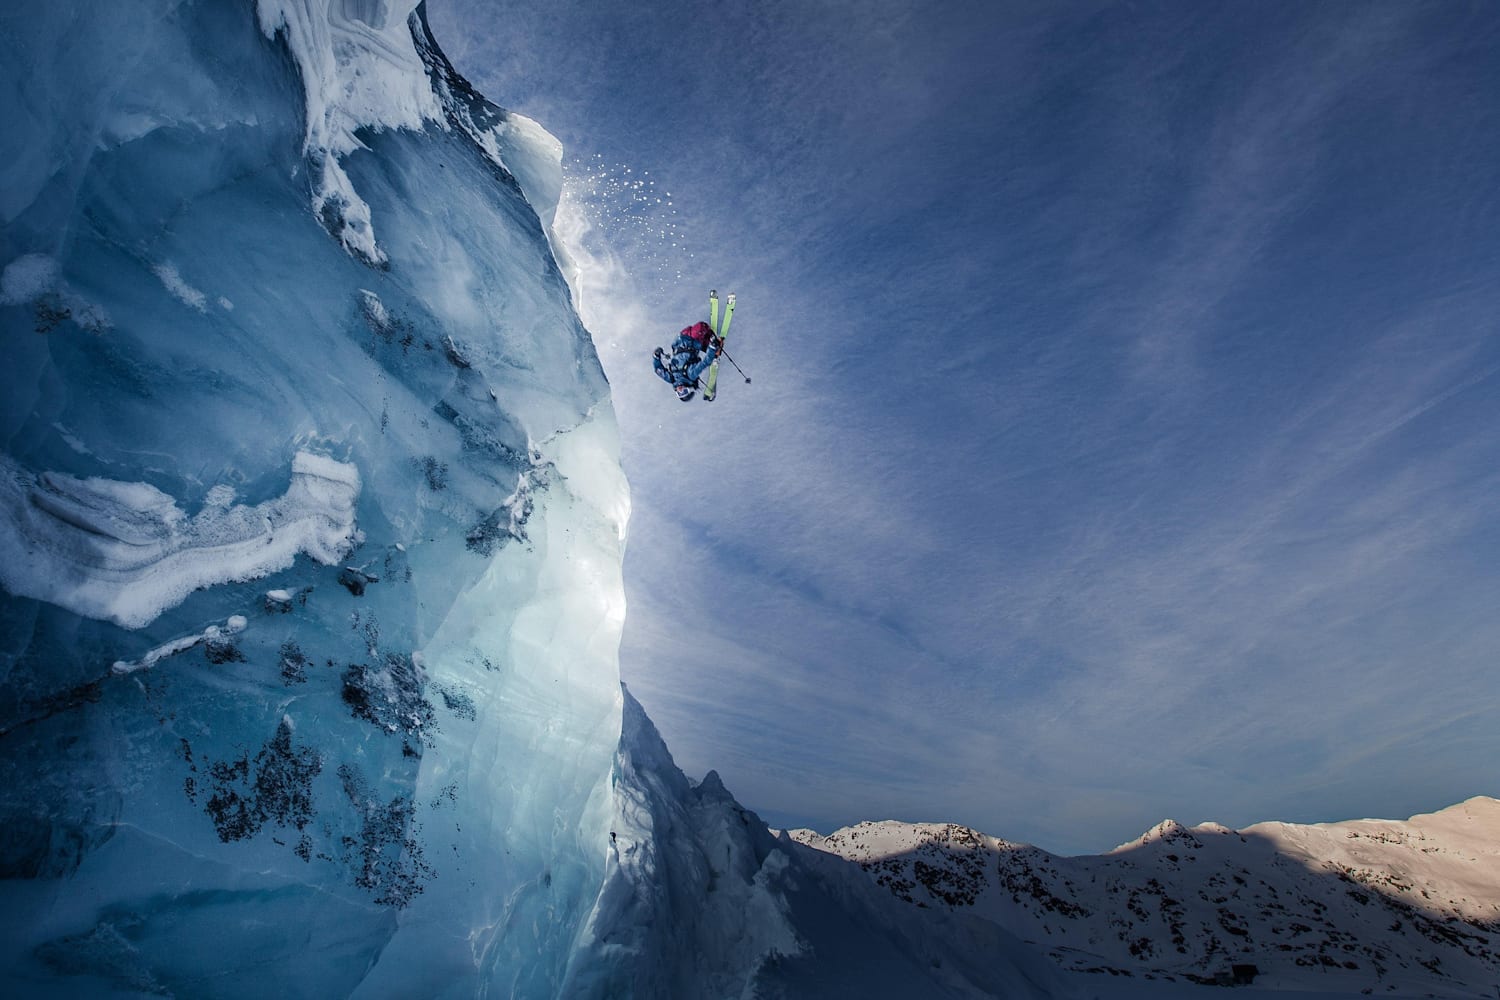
[432,0,1500,855]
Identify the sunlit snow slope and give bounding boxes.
[0,2,627,995]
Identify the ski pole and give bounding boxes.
[719,348,752,384]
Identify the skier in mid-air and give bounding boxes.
[652,321,720,401]
[652,290,738,402]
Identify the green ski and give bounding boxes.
[703,292,734,401]
[709,289,720,334]
[719,293,735,340]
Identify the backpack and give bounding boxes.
[680,321,715,348]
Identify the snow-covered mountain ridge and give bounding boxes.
[789,797,1500,996]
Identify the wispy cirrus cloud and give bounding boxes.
[433,0,1500,854]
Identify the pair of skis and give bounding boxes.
[705,289,735,401]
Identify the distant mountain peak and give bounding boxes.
[793,798,1500,996]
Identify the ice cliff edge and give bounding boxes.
[1,1,628,995]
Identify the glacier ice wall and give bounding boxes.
[0,1,628,995]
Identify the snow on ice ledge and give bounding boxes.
[111,614,249,674]
[0,450,360,628]
[258,0,571,270]
[256,0,439,265]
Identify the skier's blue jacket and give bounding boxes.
[653,332,717,390]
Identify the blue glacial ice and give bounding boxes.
[1,1,625,995]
